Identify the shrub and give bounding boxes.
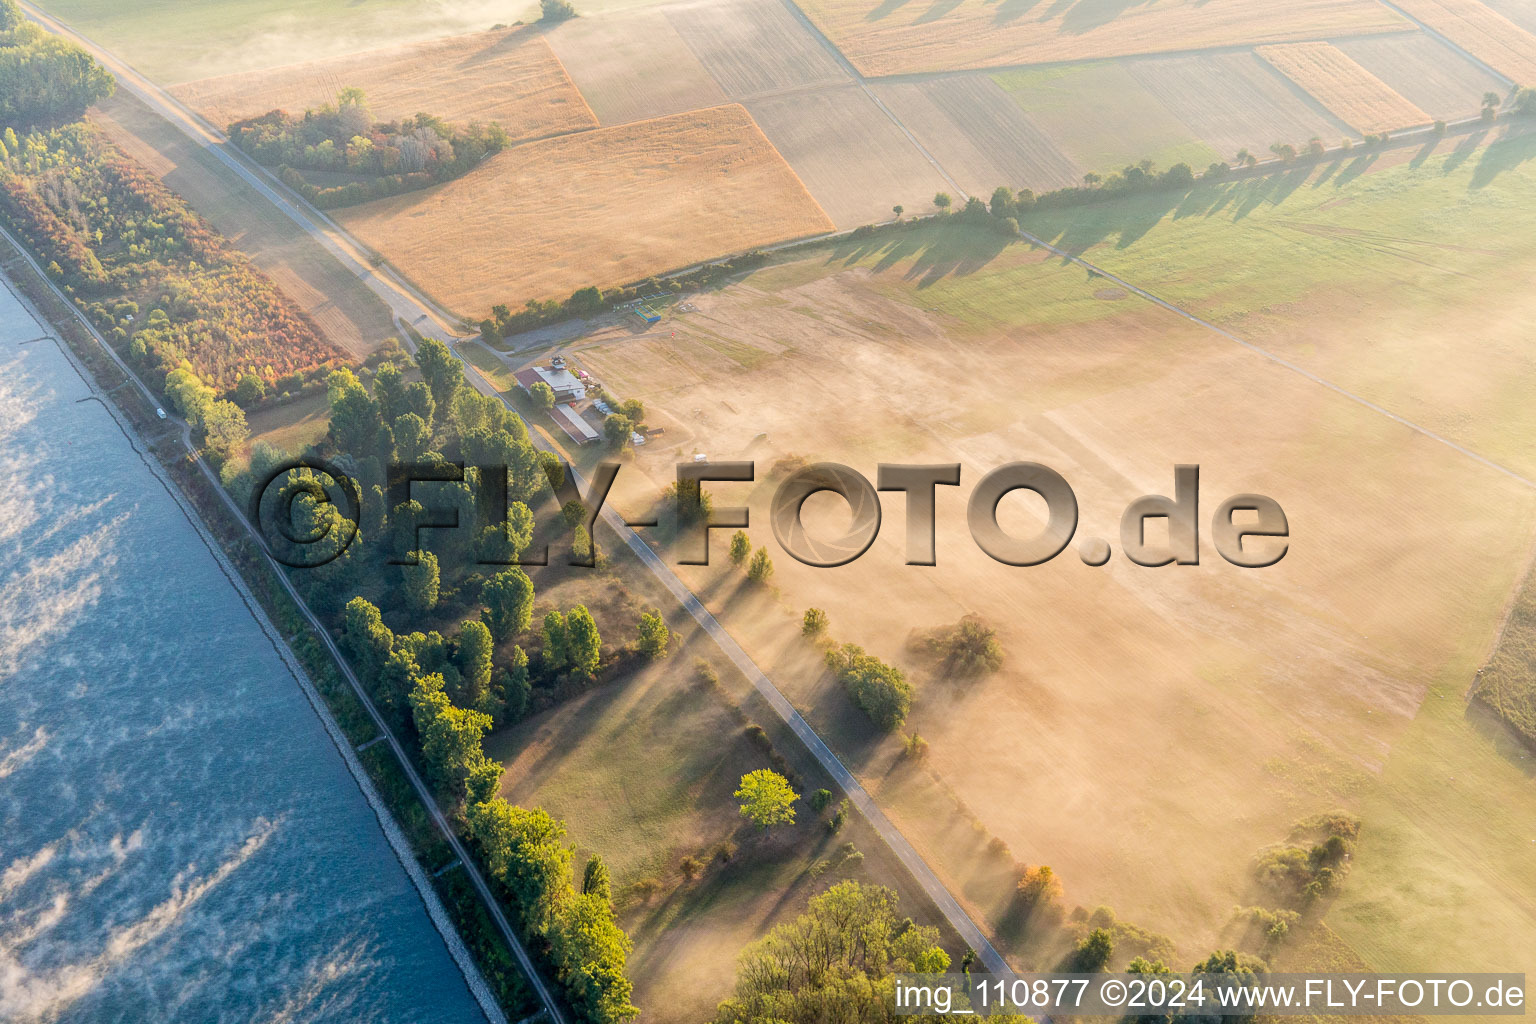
[802,607,828,637]
[825,642,913,731]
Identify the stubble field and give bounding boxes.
[332,103,834,315]
[553,133,1536,976]
[170,27,597,140]
[1333,31,1511,121]
[793,0,1409,77]
[1388,0,1536,86]
[1257,42,1432,135]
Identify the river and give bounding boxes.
[0,274,488,1022]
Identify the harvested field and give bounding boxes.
[1390,0,1536,85]
[870,76,1082,196]
[545,8,725,125]
[993,62,1219,176]
[1334,31,1510,120]
[664,0,844,99]
[1257,42,1432,134]
[1124,51,1349,163]
[90,91,397,358]
[333,104,833,315]
[746,85,953,227]
[794,0,1408,77]
[170,28,596,140]
[1480,0,1536,35]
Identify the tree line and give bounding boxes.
[0,0,114,127]
[230,89,512,209]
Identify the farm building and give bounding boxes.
[514,364,587,402]
[548,404,600,445]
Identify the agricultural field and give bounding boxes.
[32,0,545,83]
[1257,42,1432,135]
[333,104,833,315]
[1334,31,1511,122]
[792,0,1409,77]
[1480,0,1536,35]
[88,91,398,358]
[992,62,1220,178]
[870,77,1083,197]
[661,0,844,100]
[1122,51,1349,165]
[1390,0,1536,86]
[746,85,952,227]
[170,28,596,141]
[559,127,1536,974]
[544,7,724,125]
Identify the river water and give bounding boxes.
[0,275,487,1022]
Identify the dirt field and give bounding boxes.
[993,62,1219,176]
[1390,0,1536,86]
[870,77,1083,196]
[662,0,844,99]
[746,85,953,228]
[170,27,596,140]
[88,92,397,359]
[794,0,1409,77]
[1334,31,1510,120]
[1257,43,1432,135]
[333,104,832,315]
[545,8,725,125]
[1124,51,1350,161]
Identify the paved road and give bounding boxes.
[0,225,546,1024]
[23,0,1015,975]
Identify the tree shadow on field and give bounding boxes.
[1469,125,1536,189]
[1058,0,1145,35]
[867,0,919,20]
[916,0,966,24]
[1464,700,1536,778]
[1408,138,1439,171]
[990,0,1045,24]
[904,226,1011,286]
[1332,152,1378,190]
[1441,129,1487,176]
[1310,155,1346,188]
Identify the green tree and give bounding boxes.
[200,400,248,463]
[499,646,532,722]
[408,673,493,793]
[565,604,601,678]
[604,412,635,448]
[393,412,432,461]
[892,204,903,219]
[543,609,568,671]
[530,381,556,410]
[989,186,1015,217]
[636,610,669,657]
[933,191,951,211]
[825,643,912,731]
[456,619,495,706]
[729,529,751,567]
[1070,928,1114,972]
[344,597,395,680]
[403,549,440,613]
[714,882,958,1024]
[234,372,266,406]
[583,854,612,900]
[801,607,828,638]
[480,568,534,642]
[466,798,573,933]
[415,337,464,410]
[747,546,774,583]
[548,892,638,1024]
[734,769,798,830]
[374,361,406,421]
[327,368,379,455]
[540,0,578,21]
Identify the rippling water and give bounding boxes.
[0,277,486,1023]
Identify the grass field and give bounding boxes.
[246,390,331,453]
[333,104,833,316]
[1389,0,1536,87]
[1258,43,1432,135]
[993,62,1220,177]
[554,129,1536,977]
[170,27,596,140]
[88,92,398,359]
[1335,31,1510,122]
[793,0,1408,77]
[480,530,960,1023]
